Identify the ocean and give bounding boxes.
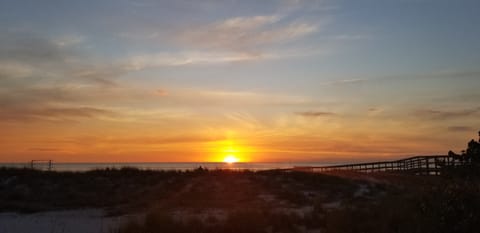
[0,162,335,172]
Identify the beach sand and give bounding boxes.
[0,209,138,233]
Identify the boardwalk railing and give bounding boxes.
[292,155,460,175]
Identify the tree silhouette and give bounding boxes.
[448,131,480,164]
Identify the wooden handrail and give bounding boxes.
[291,155,458,175]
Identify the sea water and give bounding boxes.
[0,162,335,172]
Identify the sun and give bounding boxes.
[223,155,239,164]
[210,139,250,163]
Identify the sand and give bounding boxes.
[0,209,137,233]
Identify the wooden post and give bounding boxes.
[426,157,430,175]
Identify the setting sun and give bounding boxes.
[223,155,239,164]
[208,139,251,163]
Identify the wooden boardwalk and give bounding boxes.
[291,155,459,175]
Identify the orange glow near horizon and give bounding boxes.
[208,139,250,163]
[0,121,475,163]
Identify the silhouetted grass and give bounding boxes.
[2,167,480,233]
[0,167,189,213]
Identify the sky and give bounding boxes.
[0,0,479,163]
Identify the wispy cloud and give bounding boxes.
[124,51,265,69]
[99,135,224,145]
[367,107,384,116]
[123,45,330,68]
[329,34,371,40]
[193,89,312,106]
[139,88,314,109]
[225,112,264,130]
[295,111,336,117]
[176,15,317,52]
[0,31,126,87]
[155,89,169,96]
[53,34,85,47]
[0,105,115,122]
[0,84,145,122]
[0,32,71,65]
[447,126,475,132]
[0,62,34,79]
[415,107,480,120]
[70,65,123,87]
[320,78,369,86]
[114,0,336,66]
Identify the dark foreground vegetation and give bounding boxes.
[1,166,480,233]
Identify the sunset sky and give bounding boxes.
[1,0,479,162]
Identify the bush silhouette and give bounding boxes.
[448,131,480,164]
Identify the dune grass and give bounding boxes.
[1,167,480,233]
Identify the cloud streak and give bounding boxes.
[0,105,115,122]
[124,51,266,69]
[295,111,336,117]
[186,89,313,107]
[416,107,480,120]
[176,15,317,53]
[0,31,127,87]
[447,126,475,132]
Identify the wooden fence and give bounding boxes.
[30,160,53,171]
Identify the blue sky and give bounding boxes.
[0,0,479,162]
